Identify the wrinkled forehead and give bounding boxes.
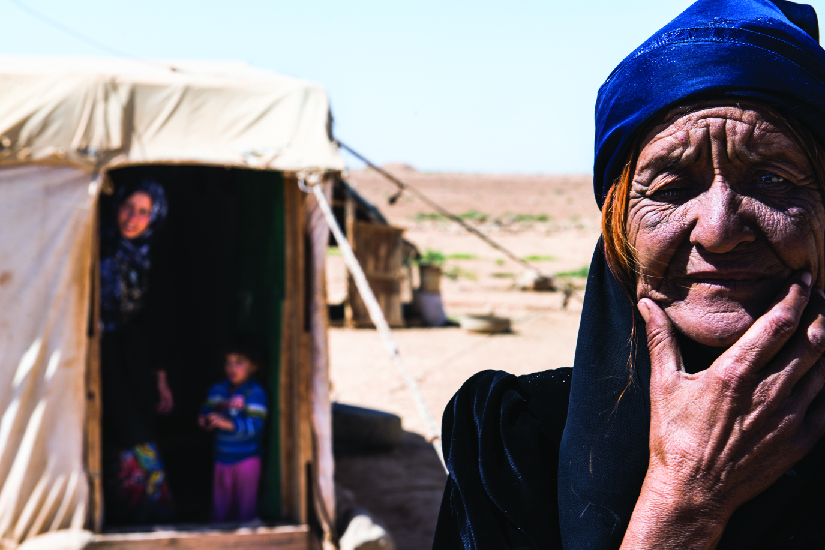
[638,100,801,154]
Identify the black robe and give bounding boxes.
[433,245,825,549]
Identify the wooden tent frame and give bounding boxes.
[329,180,411,329]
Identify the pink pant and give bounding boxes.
[212,456,261,522]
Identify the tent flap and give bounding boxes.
[0,165,96,544]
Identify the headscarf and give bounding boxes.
[100,178,168,332]
[559,0,825,547]
[593,0,824,207]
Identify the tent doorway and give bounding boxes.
[99,165,286,526]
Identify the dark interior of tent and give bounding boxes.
[100,165,287,527]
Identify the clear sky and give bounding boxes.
[2,0,825,174]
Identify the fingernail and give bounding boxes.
[637,300,650,322]
[803,272,813,287]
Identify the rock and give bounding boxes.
[336,485,395,550]
[333,403,403,453]
[515,269,555,291]
[459,314,511,334]
[339,507,395,550]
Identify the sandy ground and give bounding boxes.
[329,167,600,549]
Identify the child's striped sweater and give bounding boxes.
[201,379,267,464]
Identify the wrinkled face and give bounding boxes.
[117,192,153,240]
[225,353,254,386]
[628,103,825,347]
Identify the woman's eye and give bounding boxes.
[650,186,695,202]
[757,174,789,186]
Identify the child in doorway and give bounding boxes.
[199,337,267,522]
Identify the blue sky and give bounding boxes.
[2,0,824,173]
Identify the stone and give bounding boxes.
[515,269,555,291]
[339,507,395,550]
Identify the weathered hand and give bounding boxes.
[623,272,825,548]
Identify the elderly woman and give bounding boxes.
[433,0,825,548]
[100,177,175,524]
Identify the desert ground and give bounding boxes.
[328,166,601,549]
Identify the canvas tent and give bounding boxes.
[0,56,344,549]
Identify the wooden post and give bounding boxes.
[343,192,356,327]
[298,195,314,526]
[280,175,308,524]
[85,175,104,532]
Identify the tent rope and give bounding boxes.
[336,140,539,272]
[300,179,447,472]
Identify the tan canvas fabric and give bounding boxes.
[0,56,344,174]
[0,165,96,547]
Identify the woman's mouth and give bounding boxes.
[666,269,789,297]
[683,270,773,282]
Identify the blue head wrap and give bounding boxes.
[593,0,825,207]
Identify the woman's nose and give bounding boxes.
[689,178,756,253]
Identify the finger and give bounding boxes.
[721,271,812,376]
[764,288,825,393]
[639,298,683,386]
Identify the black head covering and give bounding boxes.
[560,0,825,547]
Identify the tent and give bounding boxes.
[0,56,344,549]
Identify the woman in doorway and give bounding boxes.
[100,177,175,524]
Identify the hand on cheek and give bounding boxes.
[624,272,825,547]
